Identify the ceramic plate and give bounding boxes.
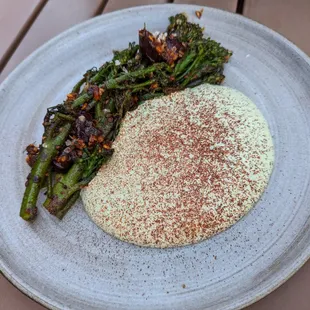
[1,4,310,310]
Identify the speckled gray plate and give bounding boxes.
[1,4,310,310]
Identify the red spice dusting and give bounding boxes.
[84,86,273,247]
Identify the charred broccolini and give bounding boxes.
[20,13,232,221]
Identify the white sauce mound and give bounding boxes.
[82,85,274,248]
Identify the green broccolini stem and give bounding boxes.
[20,122,72,221]
[90,63,113,84]
[112,79,156,90]
[56,113,75,122]
[43,161,84,215]
[176,53,203,81]
[55,191,80,220]
[104,63,169,89]
[71,77,86,94]
[71,93,92,108]
[47,168,53,199]
[95,101,103,119]
[45,146,113,218]
[173,50,197,77]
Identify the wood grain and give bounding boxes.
[0,0,45,72]
[243,0,310,55]
[2,261,310,310]
[103,0,169,13]
[0,275,45,310]
[0,0,103,82]
[173,0,238,12]
[1,1,310,310]
[246,260,310,310]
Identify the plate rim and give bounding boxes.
[1,4,310,310]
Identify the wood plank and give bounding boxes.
[103,0,169,13]
[246,260,310,310]
[243,0,310,55]
[0,0,103,82]
[1,261,310,310]
[173,0,238,12]
[0,275,45,310]
[0,0,44,71]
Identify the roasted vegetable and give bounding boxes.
[20,13,232,221]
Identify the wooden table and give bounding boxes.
[0,0,309,309]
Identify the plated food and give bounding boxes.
[20,13,233,222]
[83,84,274,247]
[19,11,275,248]
[2,5,310,310]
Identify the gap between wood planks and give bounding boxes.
[0,0,47,73]
[236,0,245,14]
[0,0,245,76]
[0,0,108,78]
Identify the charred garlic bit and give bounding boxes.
[25,144,39,167]
[195,8,204,19]
[20,13,232,221]
[139,27,185,65]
